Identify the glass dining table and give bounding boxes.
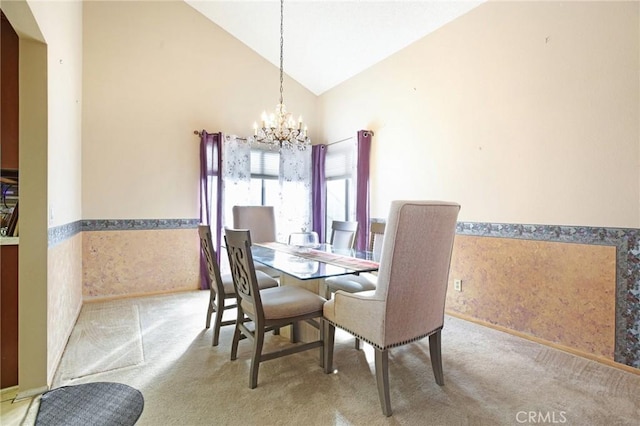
[251,242,380,281]
[250,241,380,342]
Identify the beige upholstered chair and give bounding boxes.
[232,205,280,278]
[323,201,460,416]
[329,220,358,249]
[324,221,386,349]
[225,228,327,389]
[198,225,278,346]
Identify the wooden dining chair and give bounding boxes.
[330,220,358,249]
[198,225,278,346]
[323,201,460,416]
[224,228,327,389]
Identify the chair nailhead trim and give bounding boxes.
[326,320,442,351]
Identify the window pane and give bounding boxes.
[249,178,263,205]
[326,178,349,235]
[263,179,280,206]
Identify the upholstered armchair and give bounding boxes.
[323,200,460,416]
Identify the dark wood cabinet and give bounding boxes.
[1,10,19,389]
[1,244,18,388]
[1,10,19,170]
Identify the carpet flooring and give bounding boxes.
[57,304,144,380]
[28,290,640,425]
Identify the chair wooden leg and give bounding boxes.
[324,286,332,300]
[323,321,335,374]
[318,319,325,368]
[429,331,444,386]
[375,348,392,417]
[205,292,215,329]
[212,299,224,347]
[249,328,265,389]
[354,338,361,350]
[230,310,243,361]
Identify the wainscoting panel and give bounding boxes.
[82,228,200,299]
[48,233,83,384]
[447,235,616,360]
[67,219,638,369]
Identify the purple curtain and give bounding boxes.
[355,130,373,251]
[199,130,223,290]
[311,144,327,243]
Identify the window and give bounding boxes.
[222,137,312,242]
[324,139,356,232]
[249,147,280,206]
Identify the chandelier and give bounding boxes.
[253,0,310,148]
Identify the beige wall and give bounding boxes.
[81,0,318,220]
[29,0,84,388]
[2,0,84,394]
[319,1,640,228]
[35,0,83,228]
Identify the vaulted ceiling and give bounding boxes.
[185,1,485,95]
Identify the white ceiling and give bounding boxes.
[185,1,485,95]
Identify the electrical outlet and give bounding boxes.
[454,279,462,291]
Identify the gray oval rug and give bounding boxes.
[35,382,144,426]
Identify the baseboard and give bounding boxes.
[15,385,49,401]
[445,310,640,376]
[1,385,19,402]
[83,287,199,304]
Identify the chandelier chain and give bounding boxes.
[279,0,284,106]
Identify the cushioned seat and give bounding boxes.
[325,272,378,293]
[241,285,326,320]
[218,271,279,296]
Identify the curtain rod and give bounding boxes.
[195,130,374,142]
[194,131,250,142]
[327,130,375,145]
[328,136,353,145]
[327,130,374,145]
